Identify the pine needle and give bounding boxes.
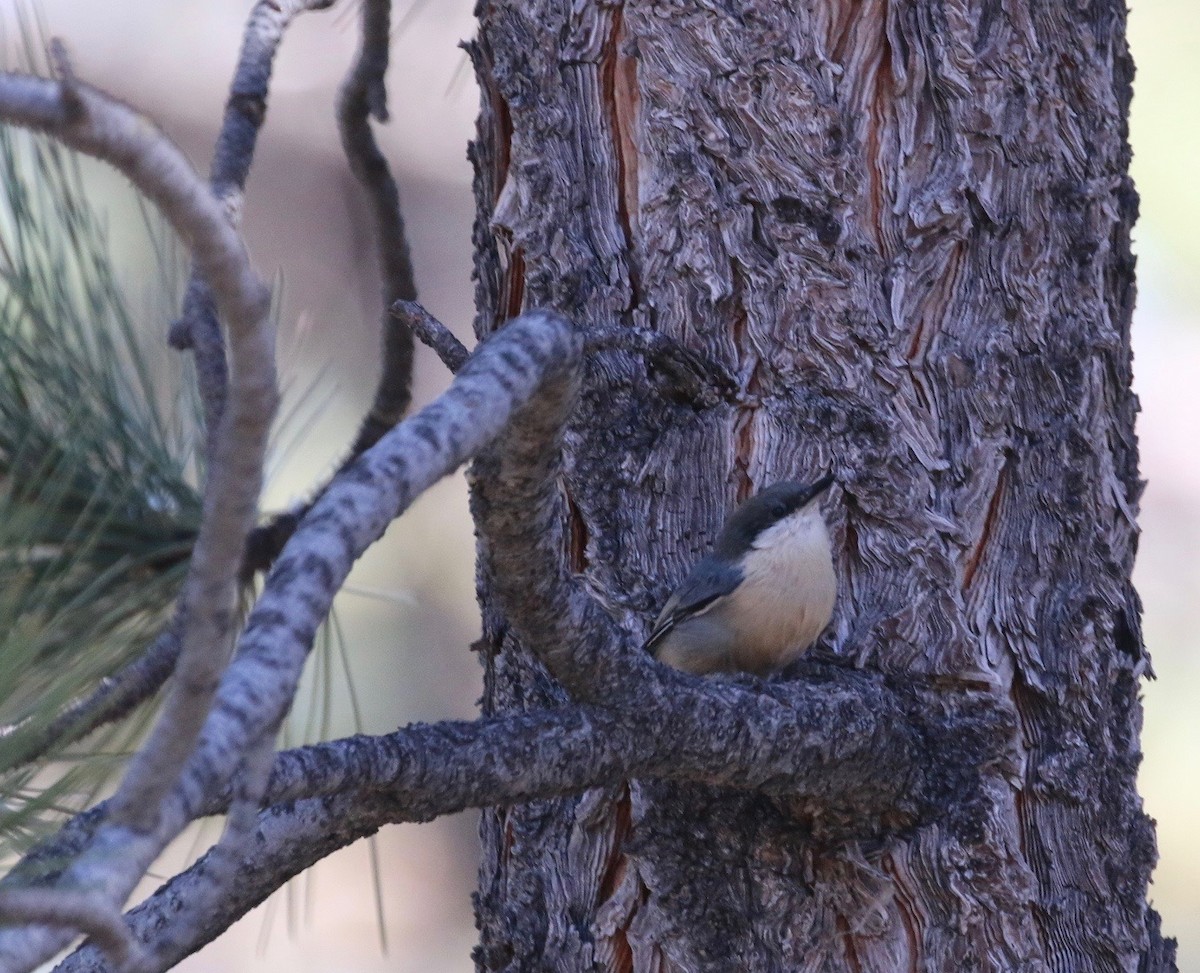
[0,117,201,856]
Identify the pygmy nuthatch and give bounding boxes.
[645,475,837,676]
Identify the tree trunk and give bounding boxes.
[468,0,1173,970]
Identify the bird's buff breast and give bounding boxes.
[724,509,836,671]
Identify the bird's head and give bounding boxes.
[712,474,835,559]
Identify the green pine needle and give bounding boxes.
[0,14,373,911]
[0,118,202,854]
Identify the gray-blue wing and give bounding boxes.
[643,557,742,653]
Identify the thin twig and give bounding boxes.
[339,0,418,450]
[240,0,420,576]
[2,623,182,773]
[0,67,276,973]
[170,274,228,458]
[169,0,337,449]
[393,300,469,373]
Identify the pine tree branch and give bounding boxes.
[50,667,1010,971]
[394,300,469,373]
[1,623,183,773]
[0,65,276,973]
[338,0,418,448]
[240,0,420,576]
[0,309,580,973]
[169,0,337,448]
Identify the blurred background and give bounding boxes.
[0,0,1196,969]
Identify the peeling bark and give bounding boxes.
[469,1,1170,970]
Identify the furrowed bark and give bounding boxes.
[469,1,1168,970]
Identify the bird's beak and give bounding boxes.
[810,472,836,498]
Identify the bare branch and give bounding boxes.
[393,300,469,374]
[339,0,418,450]
[0,892,135,971]
[2,623,182,772]
[240,0,421,576]
[170,274,228,456]
[175,310,581,826]
[53,664,1009,970]
[470,320,622,698]
[169,0,337,444]
[0,69,275,972]
[54,790,386,973]
[256,663,1009,835]
[259,679,917,813]
[0,310,580,972]
[208,0,338,209]
[136,736,276,973]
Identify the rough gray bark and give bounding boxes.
[468,1,1171,971]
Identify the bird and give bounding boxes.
[645,475,837,676]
